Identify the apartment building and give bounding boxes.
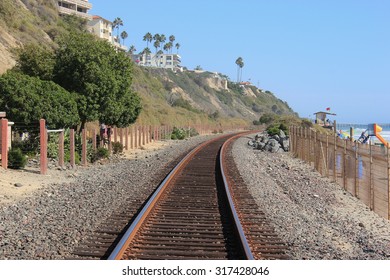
[88,16,112,43]
[134,53,182,71]
[58,0,92,20]
[87,15,128,52]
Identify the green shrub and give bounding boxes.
[112,141,123,154]
[8,148,27,169]
[171,127,186,140]
[91,147,109,162]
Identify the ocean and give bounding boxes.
[336,124,390,143]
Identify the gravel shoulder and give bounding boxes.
[232,134,390,259]
[0,135,216,260]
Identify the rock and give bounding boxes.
[14,183,23,188]
[279,129,286,139]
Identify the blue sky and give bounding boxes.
[90,0,389,124]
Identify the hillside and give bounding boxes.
[0,1,297,127]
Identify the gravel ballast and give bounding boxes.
[0,135,215,260]
[1,133,389,260]
[232,134,390,259]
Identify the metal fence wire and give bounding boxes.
[290,126,390,220]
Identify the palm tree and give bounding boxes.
[143,32,152,48]
[175,43,180,54]
[169,35,175,43]
[141,47,151,65]
[128,45,136,55]
[235,57,244,83]
[156,50,163,67]
[153,40,160,54]
[163,42,173,54]
[120,31,128,46]
[112,17,123,43]
[160,34,166,46]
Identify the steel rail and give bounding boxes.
[108,133,234,260]
[220,132,256,260]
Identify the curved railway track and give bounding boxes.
[105,132,288,260]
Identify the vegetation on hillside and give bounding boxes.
[0,26,141,130]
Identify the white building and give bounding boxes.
[87,15,128,52]
[57,0,92,20]
[133,53,182,71]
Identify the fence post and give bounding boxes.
[343,139,347,190]
[81,128,87,166]
[125,127,129,150]
[370,142,374,210]
[59,130,64,168]
[70,129,75,168]
[355,142,359,198]
[333,133,337,182]
[92,129,96,151]
[387,144,390,220]
[134,125,138,148]
[40,119,47,175]
[1,118,8,170]
[326,134,329,178]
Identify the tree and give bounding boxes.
[163,42,173,54]
[14,44,55,81]
[235,57,244,82]
[120,31,128,45]
[143,32,152,48]
[0,71,79,128]
[175,43,180,54]
[128,45,136,54]
[112,17,123,43]
[53,32,141,130]
[168,35,175,53]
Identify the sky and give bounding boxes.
[89,0,390,124]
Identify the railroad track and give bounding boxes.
[73,132,288,260]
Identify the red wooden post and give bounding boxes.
[81,128,87,166]
[40,119,47,175]
[141,126,145,146]
[1,119,8,169]
[58,130,64,168]
[125,127,129,150]
[92,129,96,150]
[130,126,134,149]
[70,129,75,168]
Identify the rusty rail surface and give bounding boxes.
[106,132,288,260]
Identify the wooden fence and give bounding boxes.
[290,126,390,220]
[0,120,244,174]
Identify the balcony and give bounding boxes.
[59,0,92,9]
[58,6,92,20]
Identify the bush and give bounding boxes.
[8,148,27,169]
[171,127,186,140]
[91,147,109,162]
[112,141,123,154]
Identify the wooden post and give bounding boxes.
[326,134,329,178]
[58,130,64,168]
[125,127,129,150]
[370,141,374,210]
[142,125,145,146]
[119,128,123,147]
[134,125,138,148]
[130,126,134,149]
[308,128,311,165]
[1,119,8,169]
[40,119,47,175]
[333,133,337,182]
[92,129,96,151]
[350,127,354,142]
[343,139,347,190]
[81,128,87,166]
[70,129,75,168]
[114,127,117,143]
[355,141,359,198]
[313,131,317,171]
[387,144,390,220]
